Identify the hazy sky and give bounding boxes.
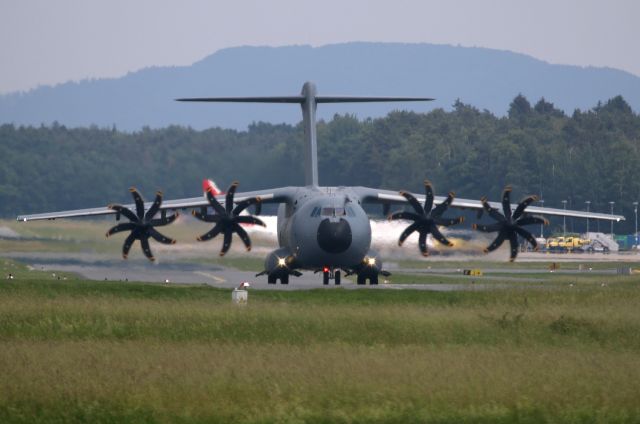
[1,0,638,94]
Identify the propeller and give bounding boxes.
[473,186,548,261]
[389,180,464,256]
[193,181,266,256]
[106,188,178,261]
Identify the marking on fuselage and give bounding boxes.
[194,271,226,283]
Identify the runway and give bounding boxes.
[6,251,632,292]
[4,253,506,291]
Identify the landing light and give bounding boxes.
[366,257,376,266]
[278,258,287,267]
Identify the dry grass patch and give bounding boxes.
[1,272,640,422]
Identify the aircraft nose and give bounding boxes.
[317,218,352,254]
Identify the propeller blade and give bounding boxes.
[144,191,163,221]
[232,223,252,251]
[191,210,221,223]
[501,186,512,220]
[484,230,507,253]
[434,216,464,227]
[515,227,538,251]
[418,231,428,256]
[109,205,138,222]
[106,222,135,237]
[481,197,506,222]
[431,225,453,247]
[512,195,538,221]
[400,191,425,216]
[516,216,548,227]
[388,211,421,222]
[225,181,239,214]
[431,191,455,217]
[233,196,261,215]
[508,231,519,262]
[220,230,233,256]
[150,212,179,227]
[206,189,226,215]
[122,232,137,259]
[398,221,420,245]
[254,201,262,216]
[140,236,155,261]
[235,215,266,226]
[130,188,145,219]
[197,224,223,242]
[423,180,434,214]
[149,228,176,245]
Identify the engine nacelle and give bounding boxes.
[352,249,384,277]
[264,247,297,276]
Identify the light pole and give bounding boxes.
[609,201,615,238]
[585,201,591,235]
[562,200,567,236]
[539,199,545,237]
[634,201,638,251]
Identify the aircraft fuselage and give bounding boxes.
[276,187,373,269]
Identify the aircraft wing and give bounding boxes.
[16,188,295,222]
[352,186,625,222]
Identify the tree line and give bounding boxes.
[1,94,639,234]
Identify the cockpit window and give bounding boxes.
[320,207,347,217]
[310,207,321,217]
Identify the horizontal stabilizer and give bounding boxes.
[317,96,434,103]
[176,96,434,104]
[176,96,304,103]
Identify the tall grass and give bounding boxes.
[1,272,640,422]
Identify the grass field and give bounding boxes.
[1,260,640,423]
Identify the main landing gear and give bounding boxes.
[267,274,289,285]
[356,273,378,285]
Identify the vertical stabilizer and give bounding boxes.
[300,82,319,187]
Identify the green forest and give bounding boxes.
[1,95,639,233]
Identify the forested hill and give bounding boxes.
[1,42,640,130]
[2,95,640,233]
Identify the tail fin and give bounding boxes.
[180,82,434,187]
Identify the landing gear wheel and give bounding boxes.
[370,274,378,285]
[335,270,341,285]
[323,271,329,285]
[280,274,289,285]
[357,274,366,285]
[268,274,277,284]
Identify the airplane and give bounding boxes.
[16,82,625,285]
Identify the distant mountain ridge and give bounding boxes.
[2,42,639,130]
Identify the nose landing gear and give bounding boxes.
[321,268,341,285]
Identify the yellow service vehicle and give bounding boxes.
[546,236,591,253]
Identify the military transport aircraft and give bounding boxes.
[17,82,625,285]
